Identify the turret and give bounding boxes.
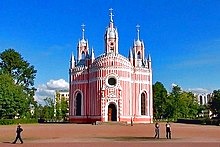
[104,8,119,55]
[77,24,89,62]
[90,47,95,63]
[132,25,145,60]
[70,52,75,69]
[147,54,152,69]
[128,48,133,66]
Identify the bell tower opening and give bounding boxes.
[137,51,141,59]
[108,103,117,121]
[81,51,85,59]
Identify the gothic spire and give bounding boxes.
[81,24,85,40]
[91,47,95,61]
[136,24,140,41]
[129,48,133,59]
[148,54,151,62]
[70,52,75,68]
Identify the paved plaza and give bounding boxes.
[0,122,220,147]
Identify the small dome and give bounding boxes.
[80,38,86,44]
[109,30,115,38]
[135,40,142,46]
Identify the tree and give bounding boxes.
[153,81,168,119]
[153,81,203,120]
[166,85,199,120]
[179,91,199,118]
[0,49,37,107]
[0,74,28,118]
[208,90,220,118]
[60,97,68,120]
[42,97,55,120]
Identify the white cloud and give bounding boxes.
[34,79,69,105]
[46,79,69,90]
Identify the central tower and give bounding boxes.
[104,8,119,55]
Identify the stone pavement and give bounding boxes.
[0,122,219,147]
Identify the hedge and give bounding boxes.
[0,119,38,125]
[177,118,220,126]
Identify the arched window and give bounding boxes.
[137,51,141,59]
[141,93,146,115]
[76,93,82,116]
[81,51,85,59]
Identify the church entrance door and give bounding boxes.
[108,104,117,121]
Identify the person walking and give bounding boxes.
[154,122,160,139]
[166,122,171,139]
[12,124,23,144]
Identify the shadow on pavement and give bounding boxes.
[96,136,170,141]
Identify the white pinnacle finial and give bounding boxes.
[81,24,85,40]
[109,8,114,22]
[136,24,140,40]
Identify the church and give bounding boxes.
[69,9,153,124]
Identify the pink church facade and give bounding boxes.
[69,9,153,124]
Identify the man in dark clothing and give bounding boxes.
[154,122,160,139]
[12,124,23,144]
[166,122,171,139]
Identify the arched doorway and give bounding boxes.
[76,93,82,116]
[108,103,117,121]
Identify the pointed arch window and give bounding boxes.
[137,51,141,59]
[76,93,82,116]
[81,51,85,59]
[141,93,146,115]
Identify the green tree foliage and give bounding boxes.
[60,97,68,120]
[0,49,37,106]
[153,82,200,120]
[41,97,55,120]
[153,81,168,119]
[208,89,220,118]
[55,94,68,120]
[166,86,182,119]
[0,49,37,118]
[166,85,199,120]
[0,74,28,118]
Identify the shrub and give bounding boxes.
[0,119,38,125]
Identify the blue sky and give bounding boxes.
[0,0,220,102]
